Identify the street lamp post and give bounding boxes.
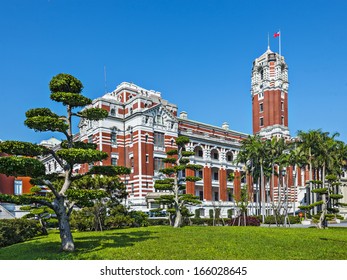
[282,169,289,227]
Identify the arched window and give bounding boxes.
[226,151,233,162]
[211,149,219,160]
[194,146,203,157]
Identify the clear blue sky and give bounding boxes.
[1,0,347,143]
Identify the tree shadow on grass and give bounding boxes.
[319,237,347,243]
[72,230,157,255]
[0,230,158,260]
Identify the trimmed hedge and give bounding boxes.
[229,216,261,226]
[147,219,170,226]
[0,219,42,247]
[262,215,301,225]
[185,218,229,226]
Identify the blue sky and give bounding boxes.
[1,0,347,143]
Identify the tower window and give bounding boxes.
[111,132,117,146]
[281,116,284,125]
[111,158,117,166]
[260,117,264,127]
[154,157,164,171]
[259,103,263,112]
[154,132,164,147]
[281,101,284,111]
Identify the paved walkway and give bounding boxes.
[260,222,347,228]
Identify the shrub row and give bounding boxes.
[229,216,261,226]
[261,215,301,224]
[0,219,42,247]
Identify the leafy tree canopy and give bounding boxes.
[0,156,45,177]
[0,141,48,157]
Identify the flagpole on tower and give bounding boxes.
[267,32,270,50]
[279,29,281,56]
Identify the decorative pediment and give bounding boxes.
[142,104,178,131]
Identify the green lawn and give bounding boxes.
[1,226,347,260]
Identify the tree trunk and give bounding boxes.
[260,163,265,223]
[55,197,75,251]
[173,208,182,228]
[318,165,327,229]
[39,217,48,235]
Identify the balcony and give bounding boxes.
[154,145,165,152]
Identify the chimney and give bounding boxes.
[179,111,188,119]
[222,122,229,130]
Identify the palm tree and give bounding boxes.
[315,132,339,228]
[287,142,307,215]
[297,129,325,214]
[237,135,269,222]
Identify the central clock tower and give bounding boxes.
[251,47,290,138]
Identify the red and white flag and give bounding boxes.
[273,31,280,38]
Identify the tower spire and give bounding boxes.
[267,32,270,51]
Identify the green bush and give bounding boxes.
[70,210,94,231]
[188,218,229,226]
[129,211,149,227]
[0,219,41,247]
[105,215,134,229]
[229,216,261,226]
[147,219,170,226]
[263,215,301,224]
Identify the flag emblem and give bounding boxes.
[274,32,280,38]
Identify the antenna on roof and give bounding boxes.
[104,65,107,93]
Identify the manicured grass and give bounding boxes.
[1,226,347,260]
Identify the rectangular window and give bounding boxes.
[214,191,219,201]
[154,132,164,147]
[196,170,203,178]
[213,172,219,181]
[88,135,93,143]
[199,191,204,200]
[281,116,284,125]
[154,157,164,171]
[281,101,284,111]
[111,132,117,145]
[260,117,264,126]
[130,157,134,168]
[259,103,263,112]
[14,180,23,195]
[146,154,149,163]
[228,189,234,201]
[111,158,117,166]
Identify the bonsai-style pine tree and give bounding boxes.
[303,175,344,228]
[154,136,202,227]
[0,73,130,251]
[70,174,128,231]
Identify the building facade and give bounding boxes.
[2,48,346,218]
